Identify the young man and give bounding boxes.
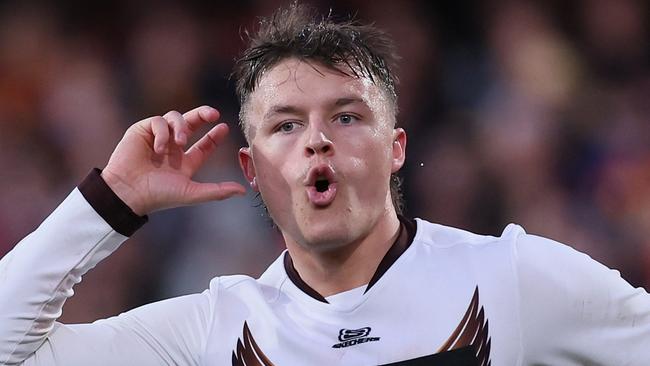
[1,4,649,366]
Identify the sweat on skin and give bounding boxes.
[237,58,407,297]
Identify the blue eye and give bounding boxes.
[338,114,357,125]
[278,121,298,133]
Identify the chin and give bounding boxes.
[295,208,360,251]
[301,229,351,251]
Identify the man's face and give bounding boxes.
[239,58,406,250]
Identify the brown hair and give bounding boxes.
[233,3,405,215]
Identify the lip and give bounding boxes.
[304,165,338,186]
[304,164,338,207]
[306,182,338,207]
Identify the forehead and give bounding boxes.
[247,58,387,116]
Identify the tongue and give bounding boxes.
[307,183,337,207]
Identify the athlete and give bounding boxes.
[1,4,650,366]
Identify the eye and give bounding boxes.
[337,114,358,125]
[276,121,300,133]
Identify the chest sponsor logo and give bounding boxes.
[332,327,381,348]
[231,286,490,366]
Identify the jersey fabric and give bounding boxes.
[1,170,650,365]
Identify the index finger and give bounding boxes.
[182,105,221,131]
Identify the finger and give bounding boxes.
[185,123,230,171]
[163,110,188,146]
[183,181,247,204]
[150,116,170,154]
[182,105,220,131]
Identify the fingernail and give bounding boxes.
[177,132,186,145]
[200,107,217,119]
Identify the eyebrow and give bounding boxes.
[334,97,364,107]
[263,105,301,121]
[263,97,366,121]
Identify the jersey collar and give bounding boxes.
[283,215,417,303]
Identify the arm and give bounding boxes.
[515,232,650,364]
[0,106,244,365]
[0,185,212,365]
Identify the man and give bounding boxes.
[1,4,649,366]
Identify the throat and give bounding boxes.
[284,249,372,300]
[283,216,413,301]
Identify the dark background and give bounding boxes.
[1,0,648,322]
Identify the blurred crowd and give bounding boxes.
[1,0,648,322]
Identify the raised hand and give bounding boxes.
[101,106,246,215]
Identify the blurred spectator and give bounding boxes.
[1,0,649,321]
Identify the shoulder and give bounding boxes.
[511,230,650,363]
[512,231,623,292]
[206,252,287,305]
[513,232,650,314]
[413,218,525,250]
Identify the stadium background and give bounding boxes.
[0,0,648,322]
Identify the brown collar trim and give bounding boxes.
[365,216,417,293]
[283,251,328,303]
[283,216,417,303]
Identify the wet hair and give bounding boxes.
[233,2,405,215]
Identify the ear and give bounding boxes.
[238,147,258,191]
[391,128,407,173]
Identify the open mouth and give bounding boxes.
[305,165,338,207]
[315,177,330,193]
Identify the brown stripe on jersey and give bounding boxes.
[229,288,490,365]
[230,323,483,366]
[232,321,275,366]
[283,215,417,303]
[437,286,491,366]
[379,347,478,365]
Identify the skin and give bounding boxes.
[102,58,406,297]
[239,58,407,296]
[102,108,247,216]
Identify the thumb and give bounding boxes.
[183,181,247,204]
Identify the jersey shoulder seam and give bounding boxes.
[216,275,259,293]
[414,219,524,249]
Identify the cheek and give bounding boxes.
[343,135,394,189]
[252,145,303,198]
[360,130,395,170]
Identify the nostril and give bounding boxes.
[305,138,333,156]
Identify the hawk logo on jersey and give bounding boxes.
[332,327,381,348]
[231,286,490,365]
[231,321,275,366]
[435,286,491,365]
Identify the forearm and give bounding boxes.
[0,171,145,365]
[0,103,237,364]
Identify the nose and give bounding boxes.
[304,129,334,157]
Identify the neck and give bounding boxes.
[284,210,400,298]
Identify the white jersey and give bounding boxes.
[1,170,650,365]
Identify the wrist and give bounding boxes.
[78,169,148,236]
[100,169,148,216]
